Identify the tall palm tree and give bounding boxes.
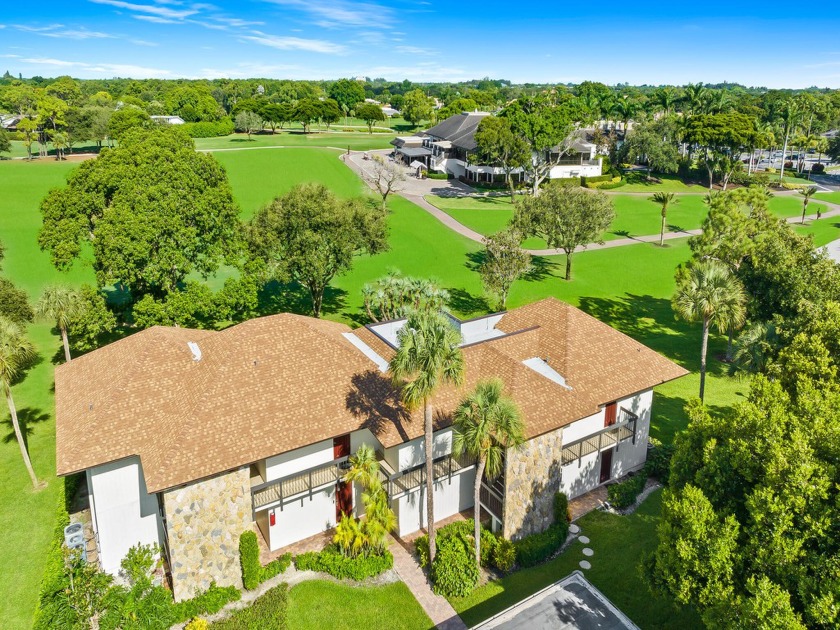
[672,261,746,401]
[611,98,637,135]
[777,99,801,183]
[651,192,679,247]
[0,316,40,488]
[452,378,524,566]
[683,83,708,116]
[799,186,819,224]
[389,310,465,565]
[35,285,82,363]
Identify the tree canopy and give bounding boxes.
[38,126,242,300]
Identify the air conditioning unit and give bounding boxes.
[66,532,87,562]
[63,523,83,546]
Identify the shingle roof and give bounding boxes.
[422,112,490,151]
[55,298,686,492]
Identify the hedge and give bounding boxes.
[427,172,449,180]
[430,535,478,597]
[182,119,235,138]
[581,174,612,186]
[210,583,288,630]
[594,178,626,190]
[514,520,569,568]
[607,471,647,509]
[239,531,291,590]
[173,583,241,621]
[294,545,393,580]
[549,176,582,188]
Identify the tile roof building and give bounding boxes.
[56,298,685,599]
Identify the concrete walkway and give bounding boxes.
[389,534,468,630]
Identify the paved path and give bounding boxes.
[389,534,468,630]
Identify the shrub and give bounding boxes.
[765,167,777,174]
[186,619,208,630]
[811,163,825,174]
[480,528,498,568]
[645,438,675,482]
[781,182,806,191]
[181,119,235,138]
[549,176,582,188]
[493,538,516,573]
[294,545,393,581]
[514,520,569,568]
[784,161,794,169]
[607,472,647,509]
[428,172,449,180]
[260,553,292,582]
[174,583,240,621]
[554,492,571,524]
[430,536,479,597]
[581,174,612,186]
[596,178,626,190]
[239,531,262,590]
[211,583,288,630]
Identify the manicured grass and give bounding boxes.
[194,131,394,152]
[286,580,432,630]
[451,490,701,629]
[816,191,840,206]
[617,172,708,192]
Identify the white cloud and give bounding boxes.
[211,17,264,28]
[198,62,302,78]
[241,32,345,54]
[15,24,115,39]
[132,15,178,24]
[394,45,437,56]
[129,38,158,46]
[21,57,173,78]
[358,62,475,82]
[89,0,200,20]
[262,0,394,29]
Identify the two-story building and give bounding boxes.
[55,298,685,600]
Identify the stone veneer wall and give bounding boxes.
[162,466,252,601]
[502,427,564,540]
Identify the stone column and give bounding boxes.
[162,466,252,601]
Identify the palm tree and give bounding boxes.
[683,83,708,116]
[799,186,819,224]
[651,192,679,247]
[35,286,82,363]
[389,310,465,565]
[672,261,746,401]
[342,445,396,555]
[777,99,801,183]
[452,378,524,567]
[0,316,40,488]
[611,98,637,135]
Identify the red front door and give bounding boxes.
[333,434,350,459]
[604,402,617,427]
[600,448,614,484]
[336,481,353,520]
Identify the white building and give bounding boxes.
[150,115,186,125]
[56,298,685,600]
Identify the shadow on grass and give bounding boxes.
[2,407,50,450]
[446,287,490,318]
[648,391,736,444]
[257,279,347,319]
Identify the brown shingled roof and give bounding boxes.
[55,298,686,493]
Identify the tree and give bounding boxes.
[50,130,68,160]
[17,117,38,160]
[452,378,524,566]
[798,185,818,224]
[292,99,321,133]
[234,110,262,140]
[39,127,242,300]
[363,154,405,209]
[107,106,151,141]
[0,316,40,488]
[828,135,840,164]
[684,113,757,189]
[776,99,800,183]
[513,186,614,280]
[319,98,341,129]
[0,278,34,324]
[259,103,285,133]
[247,183,388,318]
[620,118,680,178]
[164,85,222,122]
[356,102,386,134]
[401,89,433,126]
[340,444,397,556]
[672,260,746,400]
[328,79,365,121]
[479,229,531,309]
[650,192,678,247]
[362,272,448,322]
[35,286,84,363]
[389,310,465,566]
[0,128,10,156]
[65,285,117,354]
[473,116,530,202]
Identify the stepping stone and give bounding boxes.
[582,548,594,557]
[578,536,590,544]
[579,560,591,570]
[569,524,580,534]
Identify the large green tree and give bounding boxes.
[247,183,388,318]
[473,116,530,202]
[684,113,757,189]
[35,286,83,363]
[478,229,531,309]
[328,78,366,119]
[356,102,386,134]
[452,378,524,566]
[401,89,433,126]
[513,185,614,280]
[621,117,680,178]
[38,127,242,300]
[389,310,465,566]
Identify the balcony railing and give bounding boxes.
[554,158,600,166]
[385,452,477,498]
[479,483,504,521]
[251,456,350,512]
[560,408,639,466]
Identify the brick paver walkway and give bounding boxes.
[389,534,468,630]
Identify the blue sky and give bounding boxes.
[0,1,838,88]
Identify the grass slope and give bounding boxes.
[286,581,432,630]
[451,490,702,629]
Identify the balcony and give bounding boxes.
[479,483,504,521]
[251,456,351,512]
[384,452,477,499]
[560,408,639,466]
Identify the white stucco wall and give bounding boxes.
[350,428,381,517]
[395,467,476,536]
[391,428,454,472]
[267,485,336,550]
[88,456,163,575]
[264,439,334,482]
[558,390,653,499]
[549,162,602,179]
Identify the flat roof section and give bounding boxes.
[472,571,639,630]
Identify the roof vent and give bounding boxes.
[187,341,202,362]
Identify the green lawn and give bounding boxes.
[425,192,825,246]
[816,191,840,206]
[194,131,394,152]
[451,490,701,629]
[2,148,838,627]
[286,581,432,630]
[616,172,708,193]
